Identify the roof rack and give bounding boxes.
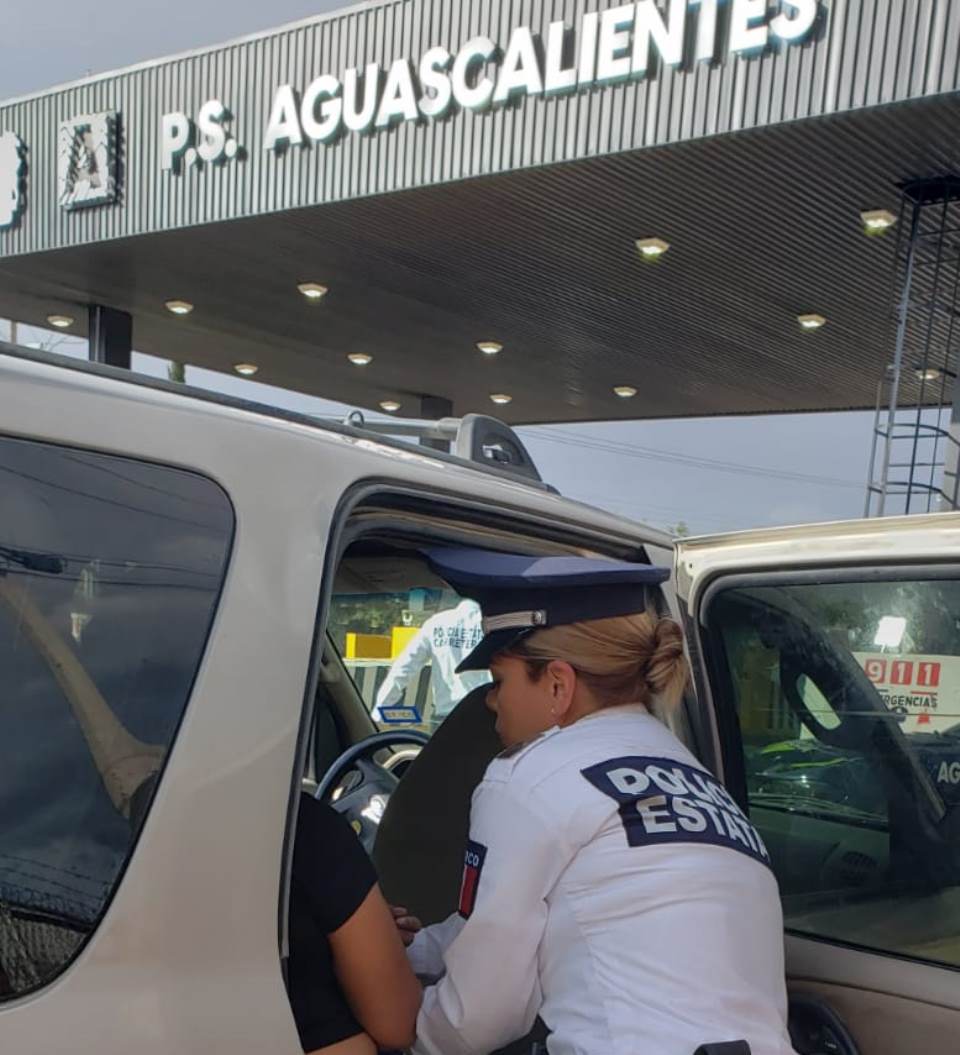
[0,341,554,492]
[337,410,551,488]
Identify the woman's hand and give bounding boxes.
[391,905,423,947]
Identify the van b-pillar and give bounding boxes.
[88,305,132,369]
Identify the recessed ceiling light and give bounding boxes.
[614,385,638,398]
[46,314,74,329]
[861,209,897,236]
[636,237,670,261]
[298,282,329,301]
[490,393,512,405]
[165,300,194,315]
[348,353,373,366]
[797,313,827,331]
[379,400,401,413]
[915,367,942,382]
[234,362,259,376]
[477,341,503,356]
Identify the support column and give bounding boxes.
[418,394,454,451]
[941,375,960,510]
[88,305,132,369]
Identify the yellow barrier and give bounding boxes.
[344,632,392,660]
[344,625,422,660]
[343,624,421,658]
[391,625,418,657]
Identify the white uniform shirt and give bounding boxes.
[409,706,796,1055]
[373,601,490,721]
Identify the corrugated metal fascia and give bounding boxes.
[1,0,959,260]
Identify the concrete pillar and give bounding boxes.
[88,305,132,369]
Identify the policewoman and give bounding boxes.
[405,550,797,1055]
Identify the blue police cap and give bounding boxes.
[425,548,671,672]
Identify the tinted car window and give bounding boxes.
[0,436,233,998]
[708,577,960,969]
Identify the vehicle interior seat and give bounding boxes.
[372,687,548,1055]
[372,685,501,924]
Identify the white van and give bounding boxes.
[1,345,958,1055]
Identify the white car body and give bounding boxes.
[1,346,958,1055]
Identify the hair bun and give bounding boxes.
[645,617,689,707]
[507,609,691,716]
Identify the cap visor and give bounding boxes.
[456,628,531,672]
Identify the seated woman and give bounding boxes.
[288,792,421,1055]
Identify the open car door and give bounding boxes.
[676,514,960,1055]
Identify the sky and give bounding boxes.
[0,0,880,537]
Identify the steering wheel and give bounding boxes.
[315,730,430,852]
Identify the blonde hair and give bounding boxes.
[506,610,690,716]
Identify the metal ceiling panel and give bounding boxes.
[2,89,958,424]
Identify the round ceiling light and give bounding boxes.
[46,314,74,329]
[797,313,827,331]
[636,237,670,261]
[348,353,373,366]
[379,400,401,413]
[860,209,897,236]
[165,299,194,315]
[298,282,329,301]
[477,341,503,356]
[614,385,638,398]
[234,363,259,376]
[490,393,513,405]
[915,367,942,382]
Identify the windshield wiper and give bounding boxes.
[750,792,886,824]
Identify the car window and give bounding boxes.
[706,576,960,969]
[0,436,233,999]
[328,573,490,736]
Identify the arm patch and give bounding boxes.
[458,839,487,918]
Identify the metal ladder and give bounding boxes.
[865,178,960,517]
